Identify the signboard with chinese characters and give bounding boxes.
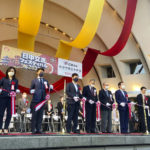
[0,45,82,78]
[58,58,82,79]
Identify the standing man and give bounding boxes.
[83,79,98,133]
[137,87,150,133]
[17,92,30,132]
[99,82,114,133]
[66,73,82,133]
[57,96,64,132]
[115,82,130,133]
[30,68,49,134]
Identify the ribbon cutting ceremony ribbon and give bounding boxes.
[96,101,101,121]
[81,98,86,118]
[35,94,50,111]
[10,91,16,115]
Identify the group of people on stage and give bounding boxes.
[0,66,150,134]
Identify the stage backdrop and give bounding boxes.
[0,45,82,79]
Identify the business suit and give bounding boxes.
[17,98,30,132]
[0,77,18,130]
[83,85,98,133]
[115,90,130,133]
[44,102,54,132]
[30,77,49,133]
[137,94,150,132]
[57,101,63,132]
[66,82,82,133]
[99,89,114,133]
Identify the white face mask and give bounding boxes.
[91,84,95,87]
[8,72,14,77]
[105,86,109,90]
[121,85,125,90]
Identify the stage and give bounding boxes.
[0,133,150,150]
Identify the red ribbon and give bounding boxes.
[10,91,16,115]
[81,98,86,118]
[96,102,101,121]
[128,103,132,120]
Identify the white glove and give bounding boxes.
[120,102,126,107]
[30,89,35,94]
[106,103,111,107]
[73,96,79,102]
[50,85,53,90]
[145,106,149,109]
[89,100,94,104]
[82,97,87,101]
[0,89,2,93]
[131,102,136,105]
[16,89,20,93]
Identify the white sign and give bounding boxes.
[58,58,82,79]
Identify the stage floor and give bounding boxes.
[0,132,150,150]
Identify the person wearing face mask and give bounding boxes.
[0,66,19,134]
[66,73,82,133]
[115,82,131,133]
[99,82,114,133]
[137,87,150,133]
[17,92,30,132]
[30,67,50,134]
[83,79,98,133]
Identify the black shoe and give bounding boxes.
[73,130,80,134]
[36,131,43,134]
[31,131,37,134]
[91,130,98,133]
[86,130,91,133]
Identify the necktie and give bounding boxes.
[91,87,94,95]
[106,90,109,97]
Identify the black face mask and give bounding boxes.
[39,72,44,77]
[73,77,79,82]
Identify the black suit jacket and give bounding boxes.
[57,101,63,116]
[0,77,18,98]
[66,82,82,104]
[30,78,49,102]
[99,89,114,111]
[82,85,98,103]
[137,94,150,117]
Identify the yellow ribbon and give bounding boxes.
[18,0,44,51]
[55,0,105,59]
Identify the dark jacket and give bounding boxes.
[115,90,130,111]
[137,94,150,117]
[45,103,54,115]
[66,82,82,104]
[0,77,18,98]
[82,85,98,103]
[30,78,49,102]
[99,89,114,111]
[57,101,63,116]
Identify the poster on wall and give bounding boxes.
[0,45,82,78]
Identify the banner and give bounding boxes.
[0,45,82,78]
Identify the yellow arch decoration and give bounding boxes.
[55,0,105,59]
[18,0,44,51]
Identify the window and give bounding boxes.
[129,61,145,74]
[101,65,116,78]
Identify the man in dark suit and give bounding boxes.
[115,82,130,133]
[66,73,82,133]
[57,96,64,132]
[99,82,114,133]
[137,87,150,133]
[83,79,98,133]
[30,67,49,134]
